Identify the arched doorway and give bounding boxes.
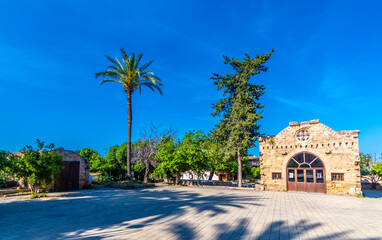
[286,152,326,193]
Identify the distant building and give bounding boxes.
[259,119,361,195]
[9,149,90,191]
[182,156,260,182]
[248,156,260,168]
[55,149,90,191]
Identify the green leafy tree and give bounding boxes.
[360,153,373,175]
[211,50,274,187]
[103,144,126,181]
[154,131,219,185]
[251,167,260,178]
[0,151,9,188]
[96,48,162,179]
[372,163,382,176]
[14,139,63,195]
[0,150,8,173]
[131,160,146,181]
[0,151,20,188]
[178,131,209,186]
[204,140,224,180]
[78,148,104,172]
[154,136,185,184]
[369,162,382,189]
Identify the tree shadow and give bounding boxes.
[362,189,382,199]
[1,188,377,240]
[0,187,261,239]
[212,218,378,240]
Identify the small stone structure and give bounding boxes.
[55,149,90,189]
[259,119,361,196]
[248,156,260,168]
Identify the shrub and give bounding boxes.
[14,139,63,195]
[30,193,39,199]
[92,175,114,185]
[0,175,6,188]
[251,167,260,178]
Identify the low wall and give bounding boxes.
[182,180,233,187]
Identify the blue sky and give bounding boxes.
[1,1,381,157]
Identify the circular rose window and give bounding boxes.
[296,129,310,142]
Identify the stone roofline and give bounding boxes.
[258,119,360,141]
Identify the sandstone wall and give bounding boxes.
[259,119,361,196]
[56,149,90,189]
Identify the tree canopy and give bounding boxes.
[95,48,162,180]
[211,50,273,187]
[79,148,103,172]
[360,152,373,175]
[13,139,63,195]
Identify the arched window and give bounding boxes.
[287,152,323,168]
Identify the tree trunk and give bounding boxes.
[30,183,38,195]
[126,92,132,180]
[237,148,242,188]
[144,161,150,183]
[208,169,214,180]
[197,171,200,187]
[175,172,181,185]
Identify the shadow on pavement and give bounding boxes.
[0,187,259,239]
[2,187,377,239]
[362,189,382,199]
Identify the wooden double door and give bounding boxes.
[55,161,80,191]
[287,168,326,193]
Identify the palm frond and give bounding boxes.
[140,81,163,95]
[138,84,142,95]
[99,79,119,85]
[139,60,154,71]
[105,55,124,70]
[120,48,130,70]
[135,53,143,70]
[140,70,154,76]
[141,75,162,85]
[95,69,120,79]
[120,48,129,61]
[139,82,155,93]
[115,57,125,70]
[108,65,126,74]
[97,48,162,95]
[128,53,135,71]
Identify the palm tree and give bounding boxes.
[95,48,162,180]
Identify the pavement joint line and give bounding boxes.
[0,186,381,240]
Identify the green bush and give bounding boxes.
[30,193,39,199]
[251,167,260,178]
[0,175,6,188]
[30,192,47,199]
[249,167,260,183]
[14,139,63,195]
[92,175,114,185]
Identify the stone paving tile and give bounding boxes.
[1,187,382,240]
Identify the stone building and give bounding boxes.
[259,119,361,196]
[55,149,90,191]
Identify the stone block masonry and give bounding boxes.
[259,119,361,196]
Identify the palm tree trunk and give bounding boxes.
[237,148,242,188]
[127,92,132,180]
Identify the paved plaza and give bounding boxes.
[1,186,381,240]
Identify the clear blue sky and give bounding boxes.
[1,1,381,157]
